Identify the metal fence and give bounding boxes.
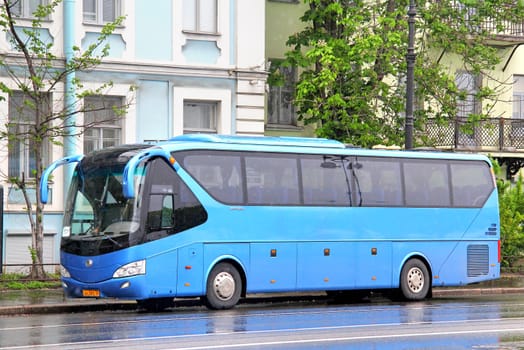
[424,117,524,151]
[449,1,524,37]
[0,263,60,278]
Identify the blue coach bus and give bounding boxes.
[40,134,500,310]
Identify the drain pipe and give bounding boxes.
[62,0,78,195]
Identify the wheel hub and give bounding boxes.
[407,267,424,292]
[214,272,235,300]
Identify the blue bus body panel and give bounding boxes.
[61,189,499,299]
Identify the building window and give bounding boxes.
[456,71,480,119]
[9,0,47,19]
[182,0,217,34]
[268,62,297,126]
[83,95,123,153]
[183,100,218,134]
[514,93,524,120]
[8,91,50,179]
[455,71,480,144]
[513,76,524,119]
[83,0,121,24]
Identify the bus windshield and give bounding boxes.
[62,154,147,256]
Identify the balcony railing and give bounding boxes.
[449,1,524,42]
[423,117,524,152]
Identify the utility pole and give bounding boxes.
[405,0,417,150]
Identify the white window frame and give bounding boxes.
[8,91,50,180]
[82,95,124,152]
[183,100,218,134]
[456,71,480,120]
[9,0,48,19]
[83,0,122,25]
[455,71,481,144]
[267,61,297,127]
[513,92,524,120]
[173,87,231,136]
[182,0,218,34]
[513,76,524,120]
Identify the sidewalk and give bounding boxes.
[1,275,523,316]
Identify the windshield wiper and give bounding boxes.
[102,233,123,248]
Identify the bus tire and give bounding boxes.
[400,258,430,301]
[203,262,242,310]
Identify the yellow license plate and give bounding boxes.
[82,289,100,297]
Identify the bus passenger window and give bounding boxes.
[451,161,493,207]
[178,152,244,204]
[301,156,351,206]
[245,155,300,205]
[404,160,450,207]
[353,158,402,207]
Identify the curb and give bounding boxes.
[433,287,524,296]
[0,300,137,316]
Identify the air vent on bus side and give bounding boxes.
[467,244,489,277]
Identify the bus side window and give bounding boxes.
[246,155,300,205]
[451,161,493,207]
[179,152,244,205]
[301,156,351,206]
[354,158,402,207]
[404,160,450,207]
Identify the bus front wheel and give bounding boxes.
[203,262,242,310]
[400,258,430,300]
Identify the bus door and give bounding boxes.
[140,158,207,296]
[176,243,204,296]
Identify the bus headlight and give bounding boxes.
[113,260,146,278]
[60,265,71,278]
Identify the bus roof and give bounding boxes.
[169,134,346,149]
[164,134,491,163]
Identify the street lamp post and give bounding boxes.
[405,0,416,150]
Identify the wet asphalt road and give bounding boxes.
[1,294,524,349]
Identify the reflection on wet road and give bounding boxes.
[1,294,524,349]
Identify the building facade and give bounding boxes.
[0,0,266,271]
[265,0,524,178]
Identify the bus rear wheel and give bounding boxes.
[400,258,430,301]
[203,262,242,310]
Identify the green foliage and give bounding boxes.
[284,0,524,147]
[0,273,60,290]
[494,163,524,267]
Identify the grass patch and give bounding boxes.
[0,273,61,290]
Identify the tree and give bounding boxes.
[0,0,129,279]
[280,0,524,147]
[493,161,524,268]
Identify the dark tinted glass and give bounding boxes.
[353,157,403,206]
[245,154,300,205]
[300,155,351,206]
[145,159,207,241]
[403,160,451,207]
[451,161,493,207]
[181,152,244,204]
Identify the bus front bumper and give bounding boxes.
[61,276,150,300]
